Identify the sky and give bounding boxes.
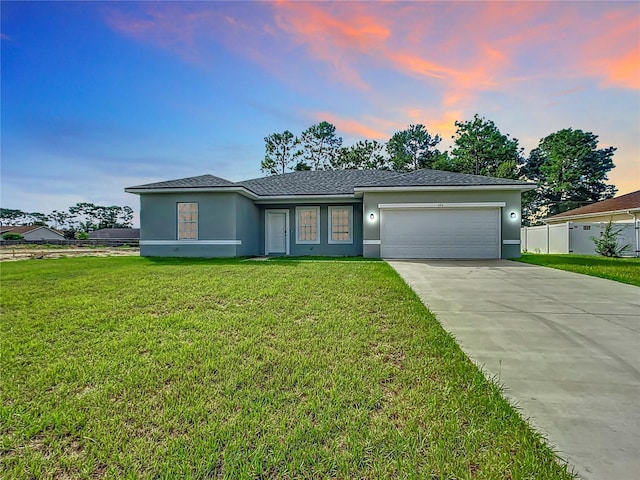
[2,1,639,226]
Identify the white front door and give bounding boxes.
[266,210,289,255]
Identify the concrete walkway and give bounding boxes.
[387,259,640,480]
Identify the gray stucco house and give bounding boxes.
[125,169,534,259]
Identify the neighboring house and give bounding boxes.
[521,190,640,256]
[89,228,140,240]
[0,225,65,241]
[544,190,640,225]
[125,169,534,259]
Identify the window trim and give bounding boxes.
[328,205,353,244]
[295,206,320,244]
[177,202,198,240]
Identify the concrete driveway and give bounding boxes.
[387,259,640,480]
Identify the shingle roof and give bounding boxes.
[240,170,400,195]
[546,190,640,220]
[89,228,140,239]
[1,225,44,234]
[128,174,237,189]
[126,169,533,196]
[357,169,531,187]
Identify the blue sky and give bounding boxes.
[2,1,639,225]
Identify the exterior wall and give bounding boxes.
[235,194,260,256]
[23,228,65,241]
[257,203,363,257]
[523,221,639,256]
[139,192,257,257]
[362,190,523,259]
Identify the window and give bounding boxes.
[177,202,198,240]
[328,206,353,244]
[296,206,320,244]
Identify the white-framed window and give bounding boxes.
[328,206,353,244]
[296,206,320,244]
[177,202,198,240]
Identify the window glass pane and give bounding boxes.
[331,207,351,242]
[298,208,318,242]
[177,202,198,240]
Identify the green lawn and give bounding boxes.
[1,257,573,479]
[514,253,640,287]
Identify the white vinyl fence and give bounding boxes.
[521,221,639,257]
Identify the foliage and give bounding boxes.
[591,219,631,257]
[449,114,522,179]
[1,232,24,240]
[514,254,640,287]
[520,128,616,225]
[1,204,134,233]
[76,231,89,239]
[0,257,573,479]
[386,124,443,172]
[260,130,301,175]
[332,140,390,170]
[298,121,343,170]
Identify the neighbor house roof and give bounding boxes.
[89,228,140,239]
[126,169,533,197]
[0,225,63,235]
[545,190,640,222]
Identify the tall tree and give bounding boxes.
[386,124,443,172]
[521,128,617,224]
[331,140,390,170]
[0,208,26,226]
[261,130,301,175]
[299,121,343,170]
[449,114,522,179]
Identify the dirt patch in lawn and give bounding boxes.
[0,247,139,262]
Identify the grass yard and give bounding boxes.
[514,253,640,287]
[1,257,573,479]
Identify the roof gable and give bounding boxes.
[546,190,640,220]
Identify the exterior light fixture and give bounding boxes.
[510,212,517,219]
[369,213,375,220]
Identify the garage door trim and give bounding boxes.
[378,202,506,209]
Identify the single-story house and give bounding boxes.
[125,169,534,259]
[544,190,640,225]
[89,228,140,240]
[0,225,65,241]
[521,190,640,256]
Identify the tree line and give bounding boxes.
[0,203,134,238]
[261,115,617,225]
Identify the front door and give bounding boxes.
[266,210,289,255]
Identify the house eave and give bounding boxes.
[254,194,360,204]
[544,208,640,224]
[124,186,259,199]
[354,184,535,193]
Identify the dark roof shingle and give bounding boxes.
[126,169,533,196]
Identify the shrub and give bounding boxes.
[76,232,89,240]
[591,219,630,257]
[2,232,24,240]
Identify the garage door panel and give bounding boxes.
[380,208,499,259]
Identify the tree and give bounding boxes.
[261,130,301,175]
[299,121,343,170]
[591,219,630,257]
[68,202,100,233]
[0,208,26,226]
[331,140,390,170]
[49,210,71,230]
[521,128,617,224]
[386,124,443,172]
[449,114,522,179]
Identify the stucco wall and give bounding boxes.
[139,192,256,257]
[257,203,363,257]
[362,189,523,258]
[23,228,65,241]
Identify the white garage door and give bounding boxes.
[380,208,500,259]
